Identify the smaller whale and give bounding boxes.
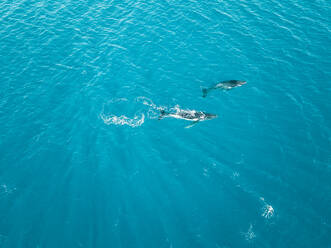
[202,80,246,97]
[158,106,217,128]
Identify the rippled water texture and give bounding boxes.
[0,0,330,247]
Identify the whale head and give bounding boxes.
[231,80,246,87]
[204,113,218,120]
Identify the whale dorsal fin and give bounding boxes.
[158,110,167,120]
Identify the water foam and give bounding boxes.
[100,97,161,128]
[103,97,164,127]
[101,113,145,127]
[242,223,256,241]
[100,97,146,127]
[136,96,168,120]
[260,197,275,219]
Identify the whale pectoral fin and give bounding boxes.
[185,120,199,129]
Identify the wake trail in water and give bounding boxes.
[136,97,191,117]
[100,97,145,127]
[100,113,145,128]
[101,97,169,127]
[101,96,201,128]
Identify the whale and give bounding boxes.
[158,106,217,128]
[202,80,246,97]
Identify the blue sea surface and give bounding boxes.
[0,0,330,247]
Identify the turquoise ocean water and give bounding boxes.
[0,0,330,247]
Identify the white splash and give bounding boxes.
[262,204,274,219]
[100,113,145,128]
[260,197,275,219]
[136,96,158,109]
[242,223,256,241]
[136,96,166,119]
[100,97,146,128]
[0,184,16,197]
[137,96,165,107]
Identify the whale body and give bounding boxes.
[202,80,246,97]
[158,107,217,128]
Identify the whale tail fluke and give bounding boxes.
[202,88,209,98]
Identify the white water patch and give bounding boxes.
[262,204,274,219]
[100,96,164,128]
[101,113,145,127]
[136,96,167,120]
[242,223,256,241]
[100,97,146,128]
[260,197,275,219]
[136,96,162,110]
[0,184,16,198]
